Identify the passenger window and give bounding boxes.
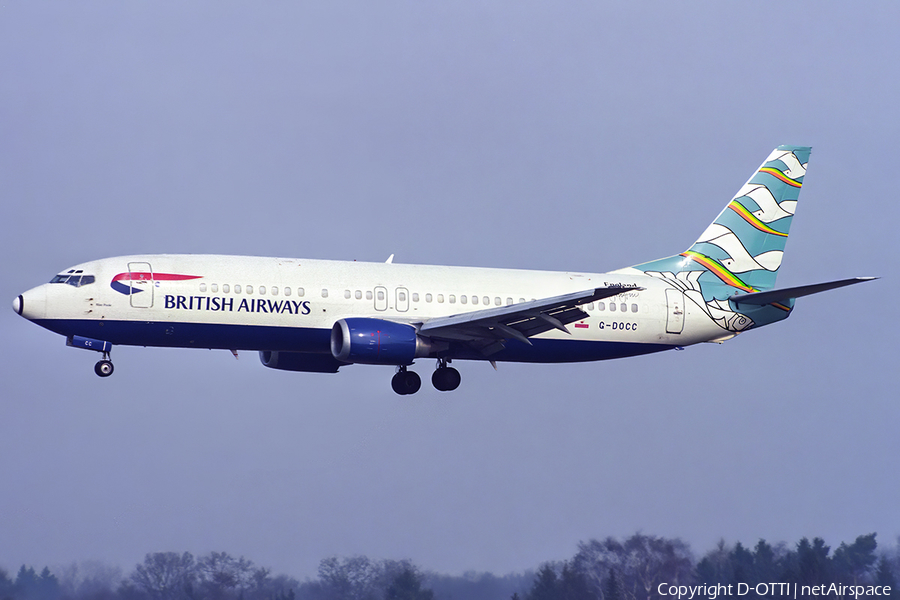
[610,302,616,312]
[355,290,362,300]
[344,290,351,299]
[425,293,432,303]
[519,298,526,303]
[246,285,253,294]
[199,283,207,292]
[620,303,627,312]
[298,287,305,297]
[284,287,290,296]
[437,294,444,303]
[461,295,467,304]
[398,291,406,302]
[235,285,242,294]
[223,284,230,293]
[507,297,513,305]
[322,289,329,298]
[587,302,594,310]
[377,290,384,301]
[412,293,419,302]
[494,297,501,306]
[484,296,490,305]
[472,296,478,305]
[449,294,456,304]
[211,284,218,293]
[631,303,638,312]
[271,286,278,296]
[366,290,373,300]
[259,286,266,295]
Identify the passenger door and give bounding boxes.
[665,288,684,334]
[128,262,154,308]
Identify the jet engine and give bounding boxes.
[330,318,434,365]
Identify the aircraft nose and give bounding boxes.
[15,286,47,321]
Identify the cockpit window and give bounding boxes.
[50,270,95,287]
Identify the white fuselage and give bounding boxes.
[17,254,722,364]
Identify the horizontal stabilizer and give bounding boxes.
[729,277,877,306]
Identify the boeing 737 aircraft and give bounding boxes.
[13,146,874,394]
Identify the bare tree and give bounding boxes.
[130,553,196,600]
[316,557,380,600]
[196,553,256,600]
[56,561,123,600]
[573,534,692,600]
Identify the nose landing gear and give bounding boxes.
[94,352,114,377]
[67,336,115,378]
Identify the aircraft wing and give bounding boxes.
[419,287,640,354]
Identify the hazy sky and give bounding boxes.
[2,1,898,580]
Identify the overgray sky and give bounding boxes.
[2,1,898,579]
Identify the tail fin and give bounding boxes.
[635,145,810,293]
[629,146,811,332]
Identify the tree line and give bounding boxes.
[2,533,898,600]
[522,533,899,600]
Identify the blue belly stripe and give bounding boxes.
[32,319,675,363]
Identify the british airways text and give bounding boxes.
[164,295,311,315]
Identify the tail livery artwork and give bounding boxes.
[14,146,875,394]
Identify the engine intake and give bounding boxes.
[331,318,433,365]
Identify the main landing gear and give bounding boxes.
[432,358,460,392]
[94,352,114,378]
[391,359,461,395]
[391,366,421,395]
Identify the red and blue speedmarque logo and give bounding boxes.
[110,272,202,295]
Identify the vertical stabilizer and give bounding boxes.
[633,145,811,331]
[635,145,809,291]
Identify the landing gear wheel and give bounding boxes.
[391,367,421,395]
[94,360,114,377]
[432,366,461,391]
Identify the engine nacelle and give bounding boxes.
[259,351,343,373]
[330,318,433,365]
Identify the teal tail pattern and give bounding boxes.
[632,145,811,331]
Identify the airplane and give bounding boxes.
[13,145,875,394]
